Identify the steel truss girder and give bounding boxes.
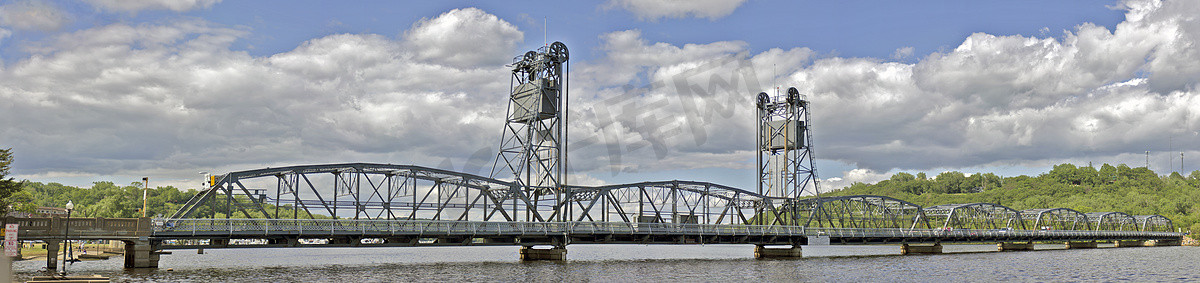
[1085,212,1137,231]
[1021,208,1090,231]
[172,163,539,222]
[923,203,1026,230]
[169,163,789,226]
[1135,215,1173,232]
[566,181,786,225]
[789,195,930,229]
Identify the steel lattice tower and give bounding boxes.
[491,42,569,222]
[756,87,820,225]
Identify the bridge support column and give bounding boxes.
[44,241,59,273]
[1149,239,1182,246]
[997,242,1035,251]
[754,245,802,259]
[1064,241,1097,249]
[901,243,942,255]
[123,240,161,269]
[1113,240,1145,247]
[520,246,566,261]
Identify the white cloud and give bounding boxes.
[821,169,892,192]
[5,0,1200,191]
[0,0,69,31]
[0,11,515,182]
[82,0,221,13]
[607,0,748,21]
[563,30,815,175]
[891,47,914,60]
[0,28,10,44]
[575,0,1200,176]
[403,7,523,68]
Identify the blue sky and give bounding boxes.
[209,0,1123,60]
[1,0,1198,192]
[5,0,1125,61]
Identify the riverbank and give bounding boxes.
[1184,236,1199,246]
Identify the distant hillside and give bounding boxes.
[824,163,1200,233]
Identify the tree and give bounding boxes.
[934,171,966,194]
[0,148,30,215]
[890,172,916,182]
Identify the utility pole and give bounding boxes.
[142,177,149,217]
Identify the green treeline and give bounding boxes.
[824,163,1200,233]
[19,181,190,218]
[12,181,326,219]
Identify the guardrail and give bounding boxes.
[4,217,146,239]
[803,227,1177,239]
[156,219,1181,239]
[157,219,807,237]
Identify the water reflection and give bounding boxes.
[11,244,1200,282]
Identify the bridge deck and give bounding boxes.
[150,219,1181,249]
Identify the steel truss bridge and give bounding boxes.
[12,163,1184,269]
[148,164,1180,253]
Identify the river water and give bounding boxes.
[11,244,1200,282]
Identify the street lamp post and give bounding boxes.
[60,200,74,276]
[142,177,149,218]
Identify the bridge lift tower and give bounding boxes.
[756,87,820,225]
[491,42,570,222]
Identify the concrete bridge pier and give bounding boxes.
[44,240,59,273]
[1065,241,1097,249]
[123,240,161,268]
[754,245,803,258]
[519,246,567,261]
[1149,239,1182,246]
[1113,240,1145,247]
[901,243,943,255]
[997,242,1035,251]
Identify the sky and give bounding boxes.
[1,0,1198,193]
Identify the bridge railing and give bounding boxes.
[157,219,808,237]
[156,219,1180,239]
[3,217,149,240]
[803,227,1176,239]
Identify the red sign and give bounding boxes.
[3,223,18,257]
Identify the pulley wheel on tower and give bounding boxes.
[787,87,801,106]
[756,92,770,109]
[523,51,538,63]
[549,42,569,62]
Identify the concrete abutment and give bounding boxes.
[44,241,59,272]
[754,245,803,258]
[1113,240,1145,247]
[900,243,943,255]
[519,246,567,261]
[1065,241,1098,249]
[1149,239,1182,246]
[122,240,161,268]
[997,242,1035,251]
